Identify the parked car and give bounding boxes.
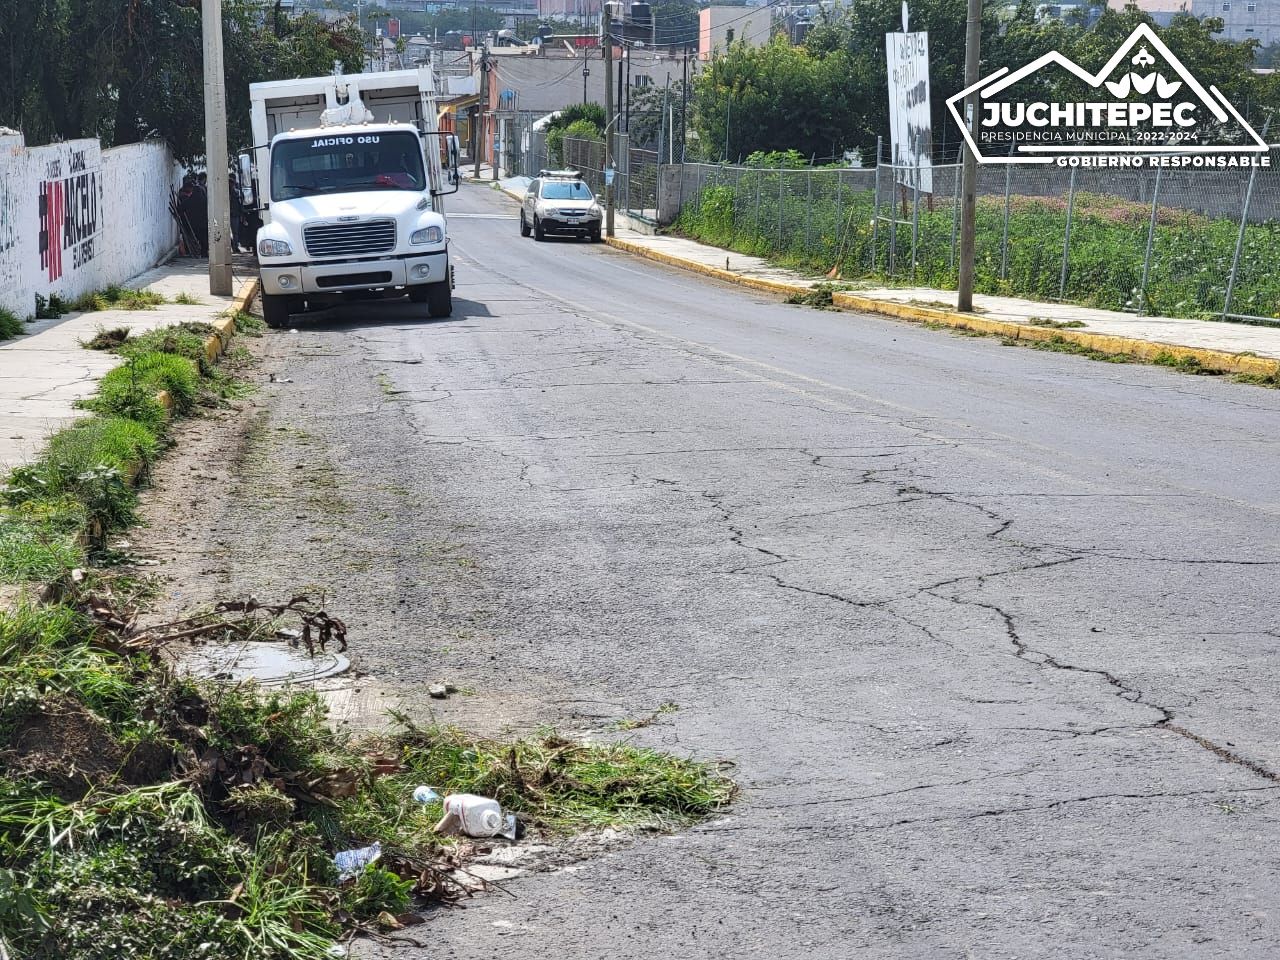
[520,169,602,242]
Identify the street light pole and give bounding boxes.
[201,0,232,296]
[956,0,981,312]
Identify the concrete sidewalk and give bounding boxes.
[0,258,256,472]
[603,230,1280,376]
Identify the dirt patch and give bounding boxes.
[5,696,172,798]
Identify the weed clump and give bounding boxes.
[0,308,23,340]
[0,597,736,959]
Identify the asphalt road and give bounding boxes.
[174,182,1280,959]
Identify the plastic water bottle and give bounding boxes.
[443,794,504,837]
[412,785,439,804]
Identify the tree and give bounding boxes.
[691,39,855,161]
[546,103,606,162]
[0,0,365,162]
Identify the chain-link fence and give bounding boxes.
[672,144,1280,323]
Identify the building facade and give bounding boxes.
[698,6,772,61]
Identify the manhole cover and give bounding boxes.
[180,642,349,686]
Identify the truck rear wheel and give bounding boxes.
[261,292,298,329]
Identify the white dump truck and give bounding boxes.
[244,67,460,328]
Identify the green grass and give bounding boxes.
[5,417,158,532]
[0,504,85,583]
[0,308,23,340]
[677,179,1280,322]
[173,292,203,306]
[233,311,266,337]
[72,285,167,313]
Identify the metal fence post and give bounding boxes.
[1059,166,1077,300]
[778,171,785,249]
[755,168,762,239]
[1224,119,1269,319]
[805,170,814,250]
[1224,164,1261,320]
[1138,163,1162,316]
[911,168,920,279]
[836,169,845,259]
[1000,144,1013,281]
[950,162,961,271]
[871,137,881,272]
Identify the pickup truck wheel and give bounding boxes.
[425,280,452,318]
[533,216,545,241]
[260,292,297,329]
[520,213,531,237]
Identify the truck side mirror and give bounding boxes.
[447,135,461,184]
[237,152,257,209]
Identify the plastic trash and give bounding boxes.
[333,841,381,881]
[434,794,517,839]
[412,785,440,804]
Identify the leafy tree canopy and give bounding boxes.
[689,0,1277,163]
[0,0,363,164]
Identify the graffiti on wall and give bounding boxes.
[38,148,102,282]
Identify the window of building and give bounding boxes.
[1248,2,1257,11]
[1222,2,1231,11]
[1246,26,1256,31]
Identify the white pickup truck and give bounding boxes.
[245,67,460,328]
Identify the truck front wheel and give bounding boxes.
[261,292,299,329]
[411,281,452,318]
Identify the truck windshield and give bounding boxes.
[271,132,425,201]
[541,181,593,200]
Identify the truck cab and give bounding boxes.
[247,68,459,328]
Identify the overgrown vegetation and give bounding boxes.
[0,597,734,959]
[689,1,1277,161]
[0,312,258,584]
[678,180,1280,321]
[0,0,363,162]
[0,308,23,341]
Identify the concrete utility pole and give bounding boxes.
[202,0,233,296]
[474,46,488,179]
[956,0,981,312]
[603,5,615,237]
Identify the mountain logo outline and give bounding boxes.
[945,23,1268,165]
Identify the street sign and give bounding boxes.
[885,29,933,193]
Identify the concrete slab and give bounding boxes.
[0,257,244,472]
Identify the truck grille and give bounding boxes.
[303,219,396,257]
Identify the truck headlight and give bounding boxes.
[588,203,602,216]
[411,225,444,245]
[258,238,292,257]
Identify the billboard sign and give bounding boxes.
[886,29,933,192]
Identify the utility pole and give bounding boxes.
[603,4,615,236]
[956,0,981,312]
[474,45,488,178]
[202,0,232,296]
[583,61,590,105]
[680,51,688,161]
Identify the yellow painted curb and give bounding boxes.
[604,236,808,298]
[158,277,258,416]
[831,292,1280,377]
[202,277,258,365]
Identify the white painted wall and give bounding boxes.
[0,132,180,319]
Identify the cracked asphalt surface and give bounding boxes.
[157,183,1280,958]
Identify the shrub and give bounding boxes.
[97,352,200,414]
[0,309,22,340]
